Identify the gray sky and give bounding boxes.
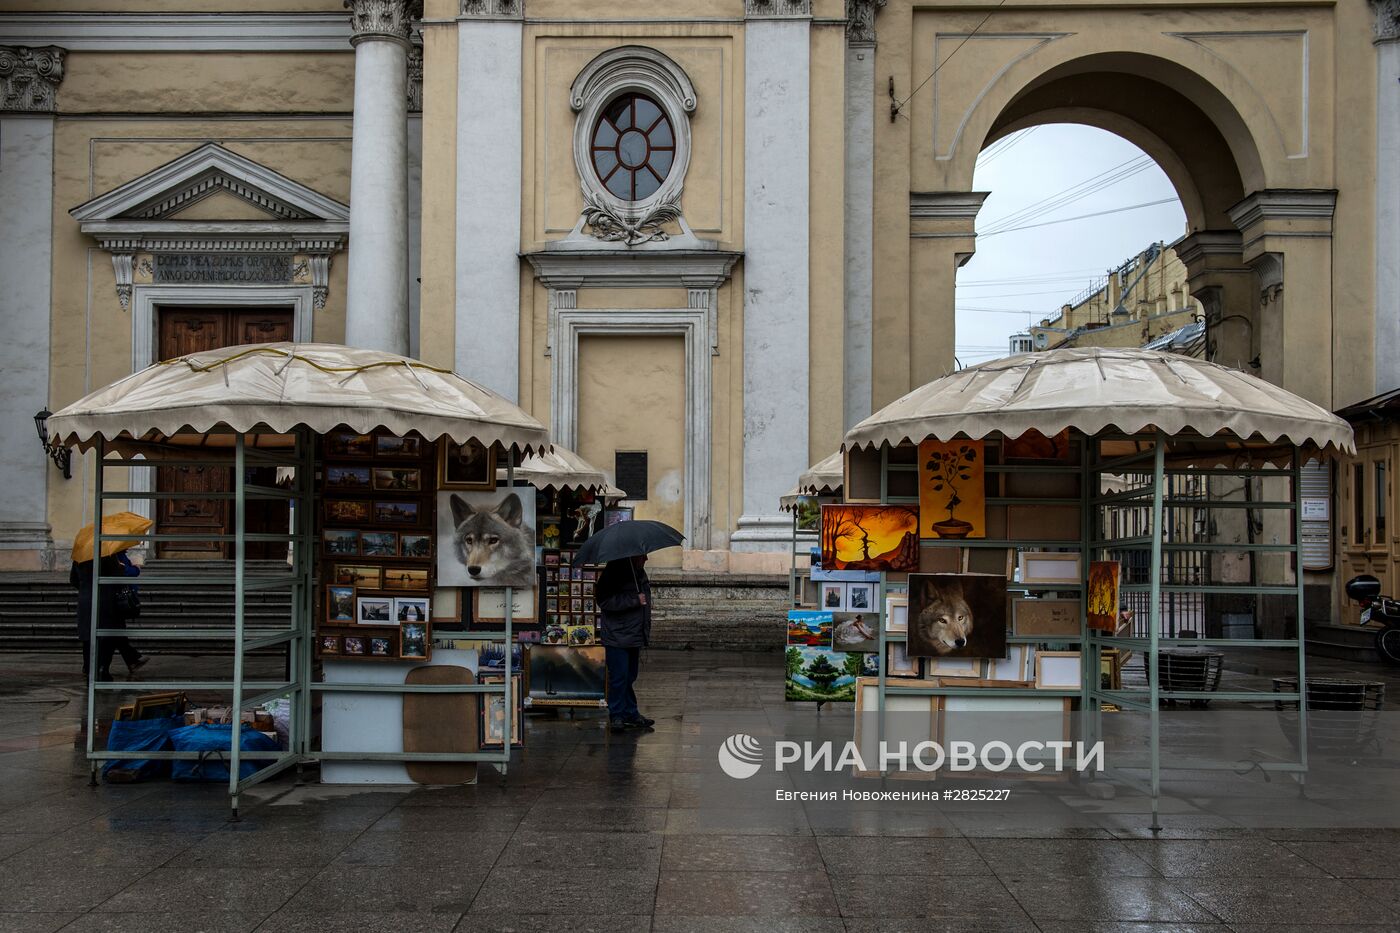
[954,123,1188,367]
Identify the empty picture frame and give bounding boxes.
[886,642,921,678]
[1011,598,1081,636]
[963,547,1013,577]
[1034,650,1083,689]
[983,645,1022,683]
[1018,552,1081,585]
[885,594,908,635]
[431,587,462,622]
[852,677,941,779]
[924,657,984,679]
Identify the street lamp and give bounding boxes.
[33,408,72,480]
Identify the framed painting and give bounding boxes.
[918,440,986,539]
[439,438,496,491]
[479,673,524,749]
[360,531,397,558]
[319,634,341,656]
[324,465,371,491]
[787,610,834,648]
[437,489,537,588]
[884,594,909,635]
[325,499,372,524]
[1011,598,1080,636]
[831,612,878,653]
[399,621,429,660]
[399,533,432,559]
[375,434,423,458]
[1034,651,1083,689]
[906,573,1008,660]
[323,529,360,557]
[474,586,539,623]
[383,568,429,592]
[430,587,461,622]
[885,642,922,678]
[343,635,366,656]
[785,646,860,701]
[1087,560,1121,632]
[325,431,371,457]
[819,582,846,611]
[333,564,381,589]
[394,596,430,623]
[819,504,919,572]
[374,500,421,525]
[1019,551,1081,585]
[356,596,393,625]
[525,645,607,708]
[326,584,356,623]
[372,467,421,492]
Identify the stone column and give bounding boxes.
[407,40,424,359]
[0,46,63,570]
[731,0,812,552]
[843,1,884,430]
[1173,231,1256,370]
[455,0,523,401]
[1374,1,1400,394]
[908,192,987,385]
[344,0,414,354]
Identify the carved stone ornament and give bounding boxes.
[581,190,684,246]
[407,43,423,111]
[344,0,416,45]
[1376,0,1400,41]
[460,0,521,16]
[846,0,887,46]
[0,46,65,113]
[745,0,812,15]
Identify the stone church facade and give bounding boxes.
[0,1,1395,573]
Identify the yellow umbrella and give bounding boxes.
[71,512,153,564]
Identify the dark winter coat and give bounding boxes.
[70,555,125,640]
[596,560,652,648]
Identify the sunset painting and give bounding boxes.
[1087,560,1121,632]
[819,504,919,572]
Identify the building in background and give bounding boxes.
[0,0,1392,582]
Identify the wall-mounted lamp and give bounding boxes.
[33,408,72,480]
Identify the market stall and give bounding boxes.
[48,342,549,809]
[833,347,1352,825]
[780,451,844,613]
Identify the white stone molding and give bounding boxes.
[551,308,712,549]
[1227,189,1337,232]
[345,0,417,46]
[0,14,354,52]
[407,42,423,112]
[846,0,886,46]
[1375,1,1400,41]
[0,46,64,113]
[459,0,521,17]
[544,288,578,357]
[746,0,812,17]
[526,248,739,291]
[569,47,697,246]
[71,142,348,308]
[1250,252,1284,308]
[309,254,331,309]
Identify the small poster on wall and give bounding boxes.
[918,440,986,539]
[906,573,1007,660]
[1087,560,1121,632]
[819,504,919,572]
[436,490,536,588]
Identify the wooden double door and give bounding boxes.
[156,308,294,559]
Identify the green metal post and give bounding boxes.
[230,433,246,818]
[876,443,889,775]
[86,438,103,786]
[1148,432,1166,831]
[502,446,515,777]
[1292,448,1309,780]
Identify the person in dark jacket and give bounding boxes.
[71,550,146,679]
[597,555,656,732]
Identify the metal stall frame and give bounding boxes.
[866,432,1310,827]
[83,434,520,817]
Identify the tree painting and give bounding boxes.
[918,440,986,539]
[1087,560,1121,632]
[819,504,919,572]
[785,646,857,702]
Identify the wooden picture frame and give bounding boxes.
[985,645,1031,683]
[886,642,922,678]
[324,499,372,524]
[372,466,422,492]
[479,673,524,749]
[399,533,432,559]
[342,635,367,656]
[333,564,382,589]
[1018,551,1081,585]
[819,582,846,612]
[438,438,497,491]
[963,547,1013,577]
[319,634,341,656]
[885,594,908,635]
[853,677,941,779]
[131,691,186,720]
[356,596,393,625]
[374,434,423,459]
[924,657,984,679]
[323,528,360,557]
[431,587,462,622]
[382,567,430,592]
[1034,650,1083,689]
[325,431,371,457]
[359,530,398,558]
[473,586,539,623]
[374,500,421,525]
[326,584,356,623]
[324,465,372,491]
[393,596,430,623]
[399,621,430,660]
[1011,598,1081,636]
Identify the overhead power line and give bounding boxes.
[979,197,1179,238]
[979,156,1155,235]
[890,0,1009,121]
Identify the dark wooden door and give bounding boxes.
[156,308,294,558]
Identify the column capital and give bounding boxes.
[746,1,812,18]
[846,0,887,47]
[1374,0,1400,41]
[344,0,419,46]
[0,46,65,114]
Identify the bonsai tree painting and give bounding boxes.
[918,439,986,539]
[784,646,857,702]
[803,652,842,691]
[819,504,919,572]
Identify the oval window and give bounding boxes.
[590,92,676,201]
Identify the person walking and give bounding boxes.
[597,554,656,733]
[71,548,146,679]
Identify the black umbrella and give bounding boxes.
[575,519,684,566]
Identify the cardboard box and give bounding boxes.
[1011,598,1081,636]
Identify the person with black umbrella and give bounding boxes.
[577,519,684,734]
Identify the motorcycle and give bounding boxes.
[1345,575,1400,664]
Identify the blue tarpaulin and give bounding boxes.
[103,714,183,781]
[169,723,279,782]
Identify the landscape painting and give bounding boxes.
[906,573,1007,660]
[785,646,860,702]
[918,440,986,539]
[787,610,834,648]
[819,504,919,572]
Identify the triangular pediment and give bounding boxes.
[70,143,349,224]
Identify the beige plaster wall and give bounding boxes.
[577,334,686,568]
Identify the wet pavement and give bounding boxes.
[2,649,1400,931]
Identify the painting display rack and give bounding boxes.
[853,431,1312,828]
